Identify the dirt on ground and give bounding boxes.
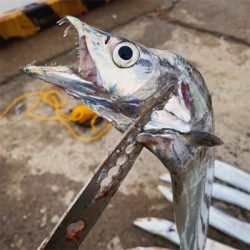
[0,0,250,250]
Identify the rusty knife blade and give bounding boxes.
[38,83,176,250]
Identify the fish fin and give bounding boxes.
[185,131,223,147]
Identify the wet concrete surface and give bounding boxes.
[0,0,250,249]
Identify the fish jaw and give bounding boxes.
[20,16,111,99]
[20,63,134,130]
[20,65,98,97]
[58,16,109,87]
[20,16,132,127]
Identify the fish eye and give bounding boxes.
[112,42,139,68]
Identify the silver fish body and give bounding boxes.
[21,16,222,250]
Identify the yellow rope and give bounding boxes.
[0,83,112,142]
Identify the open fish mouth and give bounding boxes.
[21,16,109,100]
[20,16,130,126]
[20,16,162,129]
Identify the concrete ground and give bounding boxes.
[0,0,250,249]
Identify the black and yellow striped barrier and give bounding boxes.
[0,0,110,44]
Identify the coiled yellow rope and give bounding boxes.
[0,83,112,141]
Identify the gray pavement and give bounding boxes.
[0,0,250,250]
[169,0,250,45]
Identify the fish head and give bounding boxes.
[21,16,178,131]
[21,15,222,161]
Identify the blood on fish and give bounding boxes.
[181,82,192,109]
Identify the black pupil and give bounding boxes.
[118,46,133,60]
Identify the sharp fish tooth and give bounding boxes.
[57,17,68,25]
[159,174,171,183]
[158,185,173,202]
[63,26,73,37]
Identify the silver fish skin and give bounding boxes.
[21,16,222,250]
